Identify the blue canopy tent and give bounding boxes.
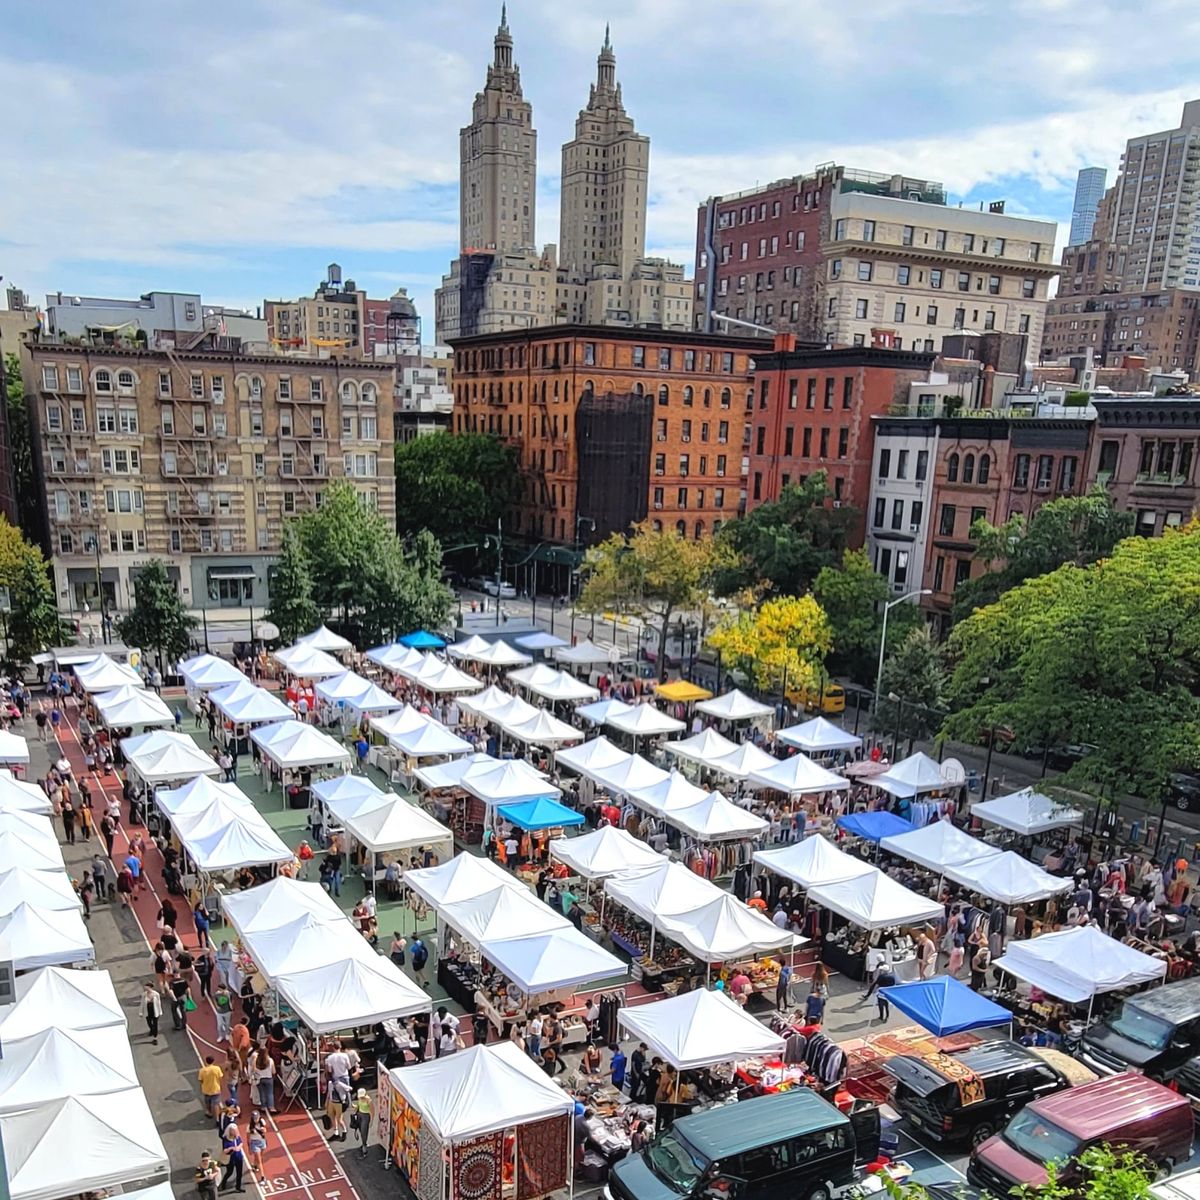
[878,976,1011,1037]
[495,797,586,832]
[399,630,446,650]
[836,811,915,843]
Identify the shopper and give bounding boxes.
[219,1121,246,1192]
[195,1151,220,1200]
[142,981,162,1045]
[251,1048,277,1114]
[198,1056,225,1120]
[247,1110,269,1178]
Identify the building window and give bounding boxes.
[753,472,762,500]
[939,504,956,536]
[927,305,938,325]
[838,428,849,458]
[1018,314,1030,333]
[855,299,869,319]
[823,379,834,410]
[1035,455,1053,490]
[94,369,112,393]
[802,429,812,456]
[954,558,972,589]
[66,366,83,393]
[879,448,891,478]
[962,453,975,484]
[894,301,906,322]
[830,259,842,280]
[874,498,885,527]
[916,450,928,480]
[857,262,873,282]
[1013,453,1030,488]
[934,555,945,591]
[819,429,829,457]
[658,347,671,370]
[935,230,947,250]
[654,454,665,476]
[632,345,645,368]
[806,380,816,409]
[1060,456,1078,491]
[1022,278,1036,299]
[658,385,669,407]
[41,365,59,391]
[947,453,959,482]
[953,308,966,330]
[977,454,990,484]
[891,499,904,531]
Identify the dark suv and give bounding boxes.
[1168,773,1200,812]
[883,1042,1088,1148]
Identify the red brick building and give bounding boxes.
[746,339,936,538]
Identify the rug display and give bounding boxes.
[452,1131,504,1200]
[417,1120,443,1200]
[516,1114,570,1199]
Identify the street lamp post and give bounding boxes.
[873,588,933,723]
[571,515,595,643]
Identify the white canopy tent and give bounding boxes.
[0,830,65,873]
[515,631,568,652]
[472,640,533,668]
[403,853,522,911]
[503,708,584,747]
[458,684,514,719]
[664,727,739,767]
[311,773,389,813]
[590,753,670,798]
[326,793,454,861]
[120,730,222,786]
[272,643,345,679]
[603,861,715,928]
[250,720,352,771]
[0,1090,169,1200]
[0,773,53,814]
[346,681,405,717]
[458,759,561,805]
[807,868,944,931]
[209,679,293,725]
[446,635,492,661]
[507,663,599,704]
[315,670,373,705]
[275,955,428,1032]
[439,884,568,946]
[776,717,863,755]
[0,1025,138,1113]
[704,741,779,783]
[662,790,770,842]
[156,774,254,819]
[0,902,95,969]
[483,927,625,995]
[298,624,353,653]
[747,753,849,795]
[626,770,708,817]
[576,698,633,726]
[994,924,1167,1004]
[0,732,29,766]
[548,825,664,880]
[695,689,774,722]
[92,685,174,731]
[555,735,632,781]
[880,821,1002,872]
[414,753,500,792]
[388,1041,574,1144]
[366,643,425,673]
[0,966,125,1040]
[972,787,1085,835]
[754,834,886,890]
[0,867,82,916]
[944,850,1073,905]
[244,912,377,979]
[657,892,799,963]
[172,796,294,873]
[179,653,246,693]
[554,639,619,667]
[618,987,785,1070]
[369,705,432,741]
[402,653,481,694]
[389,719,473,759]
[74,655,145,693]
[0,810,57,848]
[874,751,948,799]
[605,703,686,738]
[222,876,343,938]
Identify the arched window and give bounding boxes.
[675,520,687,537]
[703,388,712,407]
[682,386,694,407]
[658,385,669,406]
[652,520,663,533]
[117,370,136,392]
[720,388,731,408]
[94,369,113,393]
[341,380,357,403]
[978,454,991,484]
[584,379,596,395]
[694,520,705,539]
[713,519,723,535]
[633,382,644,396]
[963,453,975,484]
[362,382,377,404]
[947,453,959,482]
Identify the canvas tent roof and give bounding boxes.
[0,966,125,1040]
[515,631,568,651]
[389,719,472,759]
[458,684,515,718]
[665,727,739,766]
[402,653,480,693]
[414,753,500,791]
[250,720,352,769]
[618,987,786,1070]
[0,866,82,916]
[549,825,664,880]
[655,680,714,703]
[458,759,561,805]
[439,885,569,946]
[311,773,387,809]
[776,717,863,754]
[658,892,798,963]
[747,753,849,795]
[554,639,619,666]
[275,954,428,1032]
[298,624,353,653]
[576,698,633,726]
[753,834,875,890]
[122,730,222,785]
[880,821,1002,872]
[0,902,94,969]
[209,679,292,725]
[368,705,431,740]
[944,849,1073,904]
[704,741,779,782]
[503,708,584,747]
[591,753,670,797]
[603,860,715,927]
[972,787,1084,835]
[74,655,144,693]
[222,876,343,937]
[0,810,57,851]
[663,791,769,842]
[555,736,632,780]
[388,1041,574,1143]
[0,731,29,765]
[93,685,174,729]
[399,630,446,649]
[495,796,585,831]
[483,927,625,995]
[0,773,53,814]
[446,634,491,661]
[873,751,948,799]
[472,640,533,667]
[695,689,774,722]
[404,853,522,911]
[837,811,915,842]
[626,770,708,816]
[605,704,686,737]
[272,643,345,679]
[180,653,246,692]
[346,681,404,715]
[173,797,294,873]
[507,663,599,703]
[315,670,373,703]
[0,1089,168,1200]
[0,1024,138,1113]
[0,830,65,872]
[328,795,454,857]
[244,912,375,978]
[365,643,424,673]
[994,924,1167,1003]
[878,976,1012,1038]
[808,868,944,930]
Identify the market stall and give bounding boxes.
[297,624,354,655]
[73,654,145,693]
[472,640,534,669]
[366,642,425,674]
[0,1024,138,1113]
[171,793,293,884]
[496,796,584,833]
[0,826,66,872]
[664,727,739,768]
[0,965,125,1041]
[399,630,447,650]
[626,770,708,820]
[413,753,499,792]
[0,772,54,815]
[656,891,800,969]
[746,753,849,797]
[555,736,632,781]
[272,643,345,680]
[208,679,294,755]
[503,708,585,748]
[389,718,473,761]
[515,631,568,653]
[548,825,664,881]
[656,680,714,706]
[447,635,492,661]
[879,820,1000,873]
[403,852,519,911]
[576,698,633,726]
[383,1042,574,1200]
[695,689,774,724]
[0,866,84,917]
[0,902,95,970]
[250,719,352,806]
[873,751,951,801]
[508,663,600,705]
[401,653,481,694]
[658,790,768,844]
[0,732,29,768]
[326,793,455,892]
[942,849,1072,905]
[180,653,246,693]
[971,787,1085,835]
[591,754,670,799]
[604,704,686,742]
[878,976,1013,1037]
[314,670,374,720]
[776,717,863,756]
[754,834,875,891]
[92,684,174,731]
[555,638,620,668]
[156,774,253,821]
[703,742,779,786]
[836,811,916,843]
[120,730,222,789]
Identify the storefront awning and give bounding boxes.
[206,567,256,580]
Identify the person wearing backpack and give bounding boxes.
[410,936,429,988]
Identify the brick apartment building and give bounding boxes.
[449,326,760,565]
[744,338,936,532]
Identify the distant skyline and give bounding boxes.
[3,0,1199,330]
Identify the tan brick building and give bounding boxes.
[26,341,394,617]
[450,326,759,571]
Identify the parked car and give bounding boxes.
[1079,977,1200,1080]
[884,1042,1090,1147]
[1168,773,1200,812]
[482,579,516,599]
[968,1073,1194,1195]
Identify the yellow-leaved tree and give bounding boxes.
[707,594,832,696]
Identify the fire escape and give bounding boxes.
[277,375,328,520]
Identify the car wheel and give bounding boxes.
[971,1123,994,1148]
[1176,795,1191,812]
[808,1186,831,1200]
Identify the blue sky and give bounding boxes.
[3,0,1199,333]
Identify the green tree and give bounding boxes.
[119,560,197,672]
[952,488,1135,623]
[579,522,731,672]
[876,625,947,747]
[6,549,61,669]
[813,547,919,684]
[942,522,1200,801]
[266,525,319,645]
[392,432,520,551]
[3,353,38,541]
[707,594,832,695]
[358,530,454,647]
[715,473,858,598]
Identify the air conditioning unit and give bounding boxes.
[656,434,667,442]
[217,462,228,475]
[832,500,842,508]
[909,523,921,533]
[716,469,725,477]
[654,501,663,510]
[682,435,691,442]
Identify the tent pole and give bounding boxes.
[1086,993,1095,1027]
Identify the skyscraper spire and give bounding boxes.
[494,3,513,70]
[597,23,616,93]
[501,3,508,30]
[604,22,610,50]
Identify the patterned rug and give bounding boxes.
[417,1120,443,1200]
[452,1132,504,1200]
[517,1114,570,1200]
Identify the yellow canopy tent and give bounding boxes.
[655,680,714,703]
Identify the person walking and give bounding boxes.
[196,945,214,998]
[195,1151,220,1200]
[169,972,191,1030]
[246,1110,269,1178]
[61,795,76,845]
[215,940,234,990]
[410,936,429,988]
[77,870,94,920]
[351,1089,372,1157]
[219,1121,246,1192]
[250,1048,277,1114]
[917,929,938,981]
[142,981,162,1045]
[325,1077,350,1142]
[198,1056,225,1121]
[194,901,212,949]
[775,962,793,1011]
[100,813,116,859]
[213,980,234,1042]
[116,864,134,908]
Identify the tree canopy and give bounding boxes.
[715,473,857,598]
[392,432,519,552]
[876,625,947,746]
[2,354,38,542]
[291,480,453,647]
[119,560,197,670]
[952,488,1135,623]
[943,522,1200,801]
[265,524,319,646]
[707,594,832,695]
[0,517,61,669]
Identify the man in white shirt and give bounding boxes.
[325,1043,351,1090]
[363,891,377,920]
[772,906,789,929]
[504,834,519,864]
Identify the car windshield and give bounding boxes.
[1002,1110,1081,1166]
[644,1132,706,1195]
[1108,1003,1174,1050]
